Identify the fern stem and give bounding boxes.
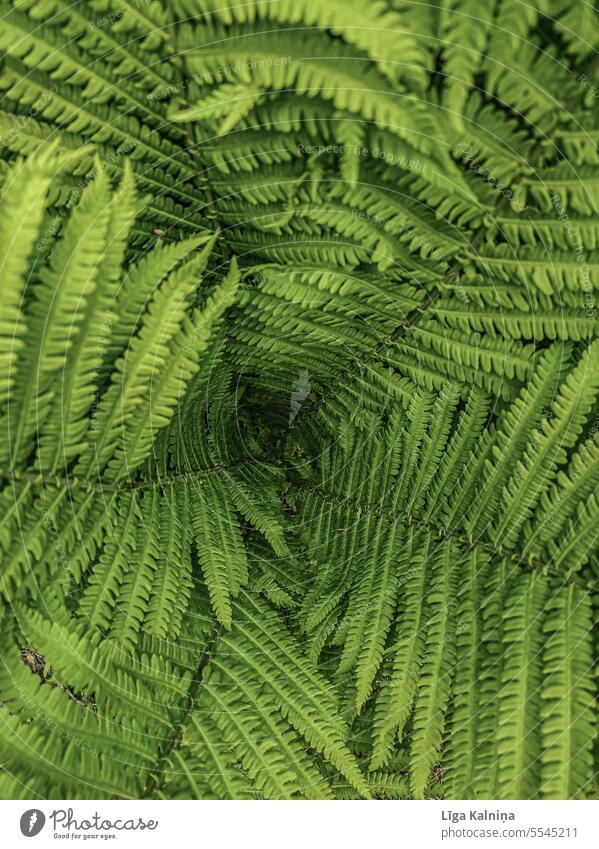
[143,623,222,797]
[293,483,596,592]
[0,460,250,495]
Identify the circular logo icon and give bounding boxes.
[19,810,46,837]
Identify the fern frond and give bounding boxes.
[191,475,249,629]
[540,585,596,799]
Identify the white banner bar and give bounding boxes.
[0,800,596,849]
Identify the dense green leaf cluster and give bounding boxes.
[0,0,597,800]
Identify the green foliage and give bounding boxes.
[0,0,597,802]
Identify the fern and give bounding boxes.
[0,0,597,803]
